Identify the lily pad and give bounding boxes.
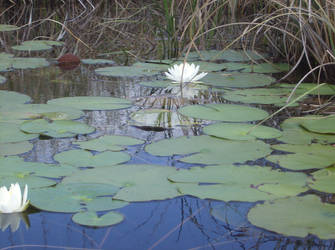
[279,116,335,144]
[54,149,130,167]
[47,96,132,111]
[75,135,144,152]
[62,164,180,202]
[178,104,268,122]
[0,90,31,106]
[169,164,308,202]
[0,103,84,122]
[145,135,271,165]
[203,123,282,140]
[0,122,38,143]
[267,144,335,171]
[130,109,194,128]
[0,24,19,32]
[279,83,335,95]
[12,57,50,69]
[248,195,335,239]
[20,119,95,138]
[186,49,268,62]
[12,40,63,51]
[0,175,56,189]
[139,80,171,88]
[81,59,115,65]
[30,183,126,213]
[308,166,335,193]
[222,88,302,106]
[202,72,275,88]
[300,115,335,134]
[0,141,33,156]
[95,66,159,77]
[72,211,124,227]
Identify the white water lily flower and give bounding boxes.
[165,62,207,83]
[0,183,29,213]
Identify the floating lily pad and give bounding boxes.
[178,104,268,122]
[62,164,180,202]
[0,90,31,106]
[279,83,335,95]
[139,80,171,88]
[130,109,194,128]
[268,144,335,171]
[169,164,308,202]
[12,57,50,69]
[0,122,38,143]
[54,149,130,167]
[95,66,159,77]
[146,135,271,165]
[47,96,132,111]
[300,115,335,134]
[0,24,19,32]
[222,88,302,106]
[72,211,124,227]
[248,195,335,239]
[308,166,335,193]
[0,175,56,189]
[75,135,144,152]
[0,75,6,84]
[30,183,126,213]
[81,59,115,65]
[12,40,63,51]
[0,141,33,156]
[0,156,77,178]
[0,103,84,123]
[20,119,95,138]
[203,123,282,140]
[186,49,268,62]
[279,116,335,144]
[0,53,14,72]
[202,72,275,88]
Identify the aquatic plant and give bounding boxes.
[0,183,29,214]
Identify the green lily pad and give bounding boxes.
[267,144,335,171]
[203,123,282,140]
[279,83,335,95]
[54,149,130,167]
[0,24,19,32]
[139,80,171,88]
[218,62,289,73]
[0,122,38,143]
[0,75,6,84]
[130,109,194,128]
[81,59,115,65]
[0,141,33,156]
[0,175,56,189]
[248,195,335,239]
[11,57,50,69]
[75,135,144,152]
[169,164,308,202]
[0,103,84,122]
[300,115,335,134]
[202,72,275,88]
[95,66,159,77]
[186,49,268,62]
[0,53,14,72]
[12,40,63,51]
[20,119,95,138]
[30,183,126,213]
[222,88,302,106]
[62,164,180,202]
[308,166,335,193]
[0,156,77,178]
[279,116,335,144]
[145,135,271,165]
[47,96,132,110]
[0,90,31,106]
[178,104,268,122]
[72,211,124,227]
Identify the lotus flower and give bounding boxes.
[0,183,29,213]
[165,62,207,83]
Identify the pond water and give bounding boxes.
[1,53,335,250]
